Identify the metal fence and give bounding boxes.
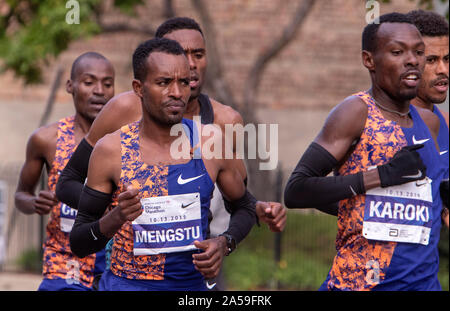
[0,162,447,291]
[0,163,46,271]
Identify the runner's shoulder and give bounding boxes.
[104,91,141,114]
[416,106,440,138]
[28,121,59,151]
[210,98,243,127]
[323,95,368,129]
[94,129,122,155]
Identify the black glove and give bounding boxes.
[440,180,449,207]
[377,144,426,188]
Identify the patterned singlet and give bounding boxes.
[43,116,105,288]
[106,118,215,290]
[320,92,445,291]
[434,106,449,180]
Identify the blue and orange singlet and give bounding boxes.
[320,92,446,291]
[42,116,105,290]
[434,106,449,180]
[101,118,215,290]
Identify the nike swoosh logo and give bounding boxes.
[402,170,423,179]
[412,135,430,145]
[90,227,98,241]
[177,174,204,185]
[206,281,216,290]
[181,201,195,209]
[440,150,448,156]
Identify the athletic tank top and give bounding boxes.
[103,93,218,273]
[109,119,215,287]
[321,92,445,291]
[44,116,105,288]
[198,93,214,124]
[434,106,449,180]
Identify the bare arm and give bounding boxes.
[314,96,381,189]
[284,96,379,209]
[86,91,142,146]
[69,132,123,257]
[56,91,141,207]
[213,101,287,230]
[15,125,58,215]
[84,133,126,238]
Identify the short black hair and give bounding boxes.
[70,52,109,80]
[155,17,204,38]
[362,12,414,52]
[132,37,186,82]
[406,10,449,37]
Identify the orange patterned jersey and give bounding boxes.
[109,119,214,289]
[43,116,104,288]
[321,92,444,291]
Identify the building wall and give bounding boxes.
[0,0,431,265]
[0,0,419,108]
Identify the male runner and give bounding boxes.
[284,13,445,290]
[56,17,286,254]
[69,38,258,290]
[14,52,115,290]
[407,10,449,228]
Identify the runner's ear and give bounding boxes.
[132,79,143,98]
[66,79,73,94]
[362,50,375,71]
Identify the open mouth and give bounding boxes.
[190,73,199,89]
[401,72,420,88]
[434,79,449,93]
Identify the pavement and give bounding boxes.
[0,271,42,291]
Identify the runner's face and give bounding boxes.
[69,58,115,122]
[164,29,207,100]
[372,23,425,101]
[139,52,190,126]
[416,36,449,104]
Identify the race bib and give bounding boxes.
[132,192,203,255]
[363,178,433,245]
[60,203,77,233]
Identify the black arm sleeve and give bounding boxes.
[284,142,365,210]
[222,189,258,245]
[55,138,93,209]
[316,202,339,216]
[69,185,111,258]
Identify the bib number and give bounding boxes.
[132,192,203,255]
[60,203,77,233]
[363,178,433,245]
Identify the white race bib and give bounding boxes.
[363,178,433,245]
[60,203,77,233]
[132,192,203,255]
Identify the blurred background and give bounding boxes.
[0,0,448,291]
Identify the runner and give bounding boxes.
[407,9,449,228]
[69,38,261,290]
[14,52,115,290]
[55,18,286,287]
[284,12,445,290]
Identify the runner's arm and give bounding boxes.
[70,133,122,258]
[15,127,58,215]
[56,91,141,208]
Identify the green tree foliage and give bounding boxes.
[0,1,105,84]
[0,0,448,84]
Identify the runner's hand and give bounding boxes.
[377,144,426,187]
[34,190,58,215]
[192,238,227,279]
[117,185,142,222]
[256,201,287,232]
